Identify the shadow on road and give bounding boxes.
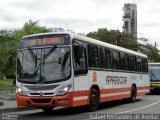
[20,99,142,117]
[147,92,160,95]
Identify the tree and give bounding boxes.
[138,44,160,62]
[86,28,137,51]
[0,20,53,79]
[86,28,160,62]
[0,30,16,78]
[14,20,52,43]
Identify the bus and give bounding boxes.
[149,63,160,92]
[16,32,150,111]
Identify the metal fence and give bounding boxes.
[0,85,16,94]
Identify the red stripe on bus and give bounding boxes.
[100,86,149,94]
[137,92,148,96]
[73,99,88,107]
[73,91,89,97]
[16,86,149,107]
[137,86,150,90]
[106,94,131,101]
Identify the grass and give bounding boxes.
[0,79,13,86]
[0,93,16,98]
[0,79,15,96]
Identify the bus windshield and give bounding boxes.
[17,46,71,83]
[149,64,160,81]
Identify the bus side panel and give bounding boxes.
[88,70,150,103]
[73,75,89,107]
[72,70,149,107]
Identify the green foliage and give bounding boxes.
[0,79,13,86]
[138,44,160,62]
[14,20,52,43]
[86,28,137,51]
[87,28,160,62]
[0,30,16,78]
[0,20,52,79]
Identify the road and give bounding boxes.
[2,94,160,120]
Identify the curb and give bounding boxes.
[0,106,36,113]
[0,96,16,101]
[0,96,36,112]
[0,102,4,106]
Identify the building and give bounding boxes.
[122,3,137,38]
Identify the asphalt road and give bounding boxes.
[3,93,160,120]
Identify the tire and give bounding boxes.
[128,86,137,103]
[88,88,99,111]
[41,107,54,112]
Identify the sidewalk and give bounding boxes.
[0,97,36,112]
[0,99,17,109]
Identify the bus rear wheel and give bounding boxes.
[88,88,99,111]
[128,86,137,103]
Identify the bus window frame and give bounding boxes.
[73,39,88,76]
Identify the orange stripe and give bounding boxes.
[137,86,150,90]
[137,92,147,96]
[106,94,130,101]
[73,91,89,97]
[73,99,88,107]
[101,88,130,94]
[100,97,107,102]
[100,86,149,94]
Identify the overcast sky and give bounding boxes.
[0,0,160,45]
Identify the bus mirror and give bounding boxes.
[77,45,83,58]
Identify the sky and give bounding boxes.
[0,0,160,46]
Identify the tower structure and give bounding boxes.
[122,3,137,38]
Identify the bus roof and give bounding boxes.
[22,32,147,58]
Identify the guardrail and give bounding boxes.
[0,85,16,94]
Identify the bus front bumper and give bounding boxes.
[16,93,73,107]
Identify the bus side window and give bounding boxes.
[99,47,107,68]
[142,59,148,72]
[73,40,88,76]
[121,52,129,71]
[136,57,142,72]
[129,55,137,71]
[88,44,99,68]
[112,50,121,70]
[104,49,111,69]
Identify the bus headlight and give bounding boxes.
[16,87,28,96]
[56,84,72,96]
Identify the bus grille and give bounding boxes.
[25,84,59,91]
[30,93,54,96]
[31,98,51,103]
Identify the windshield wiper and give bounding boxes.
[38,46,57,83]
[42,46,57,66]
[27,47,40,61]
[44,46,57,59]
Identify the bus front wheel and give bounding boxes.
[88,88,99,111]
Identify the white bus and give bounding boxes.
[149,63,160,92]
[16,32,150,111]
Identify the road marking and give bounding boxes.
[116,100,160,114]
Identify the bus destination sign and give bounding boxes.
[20,34,70,48]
